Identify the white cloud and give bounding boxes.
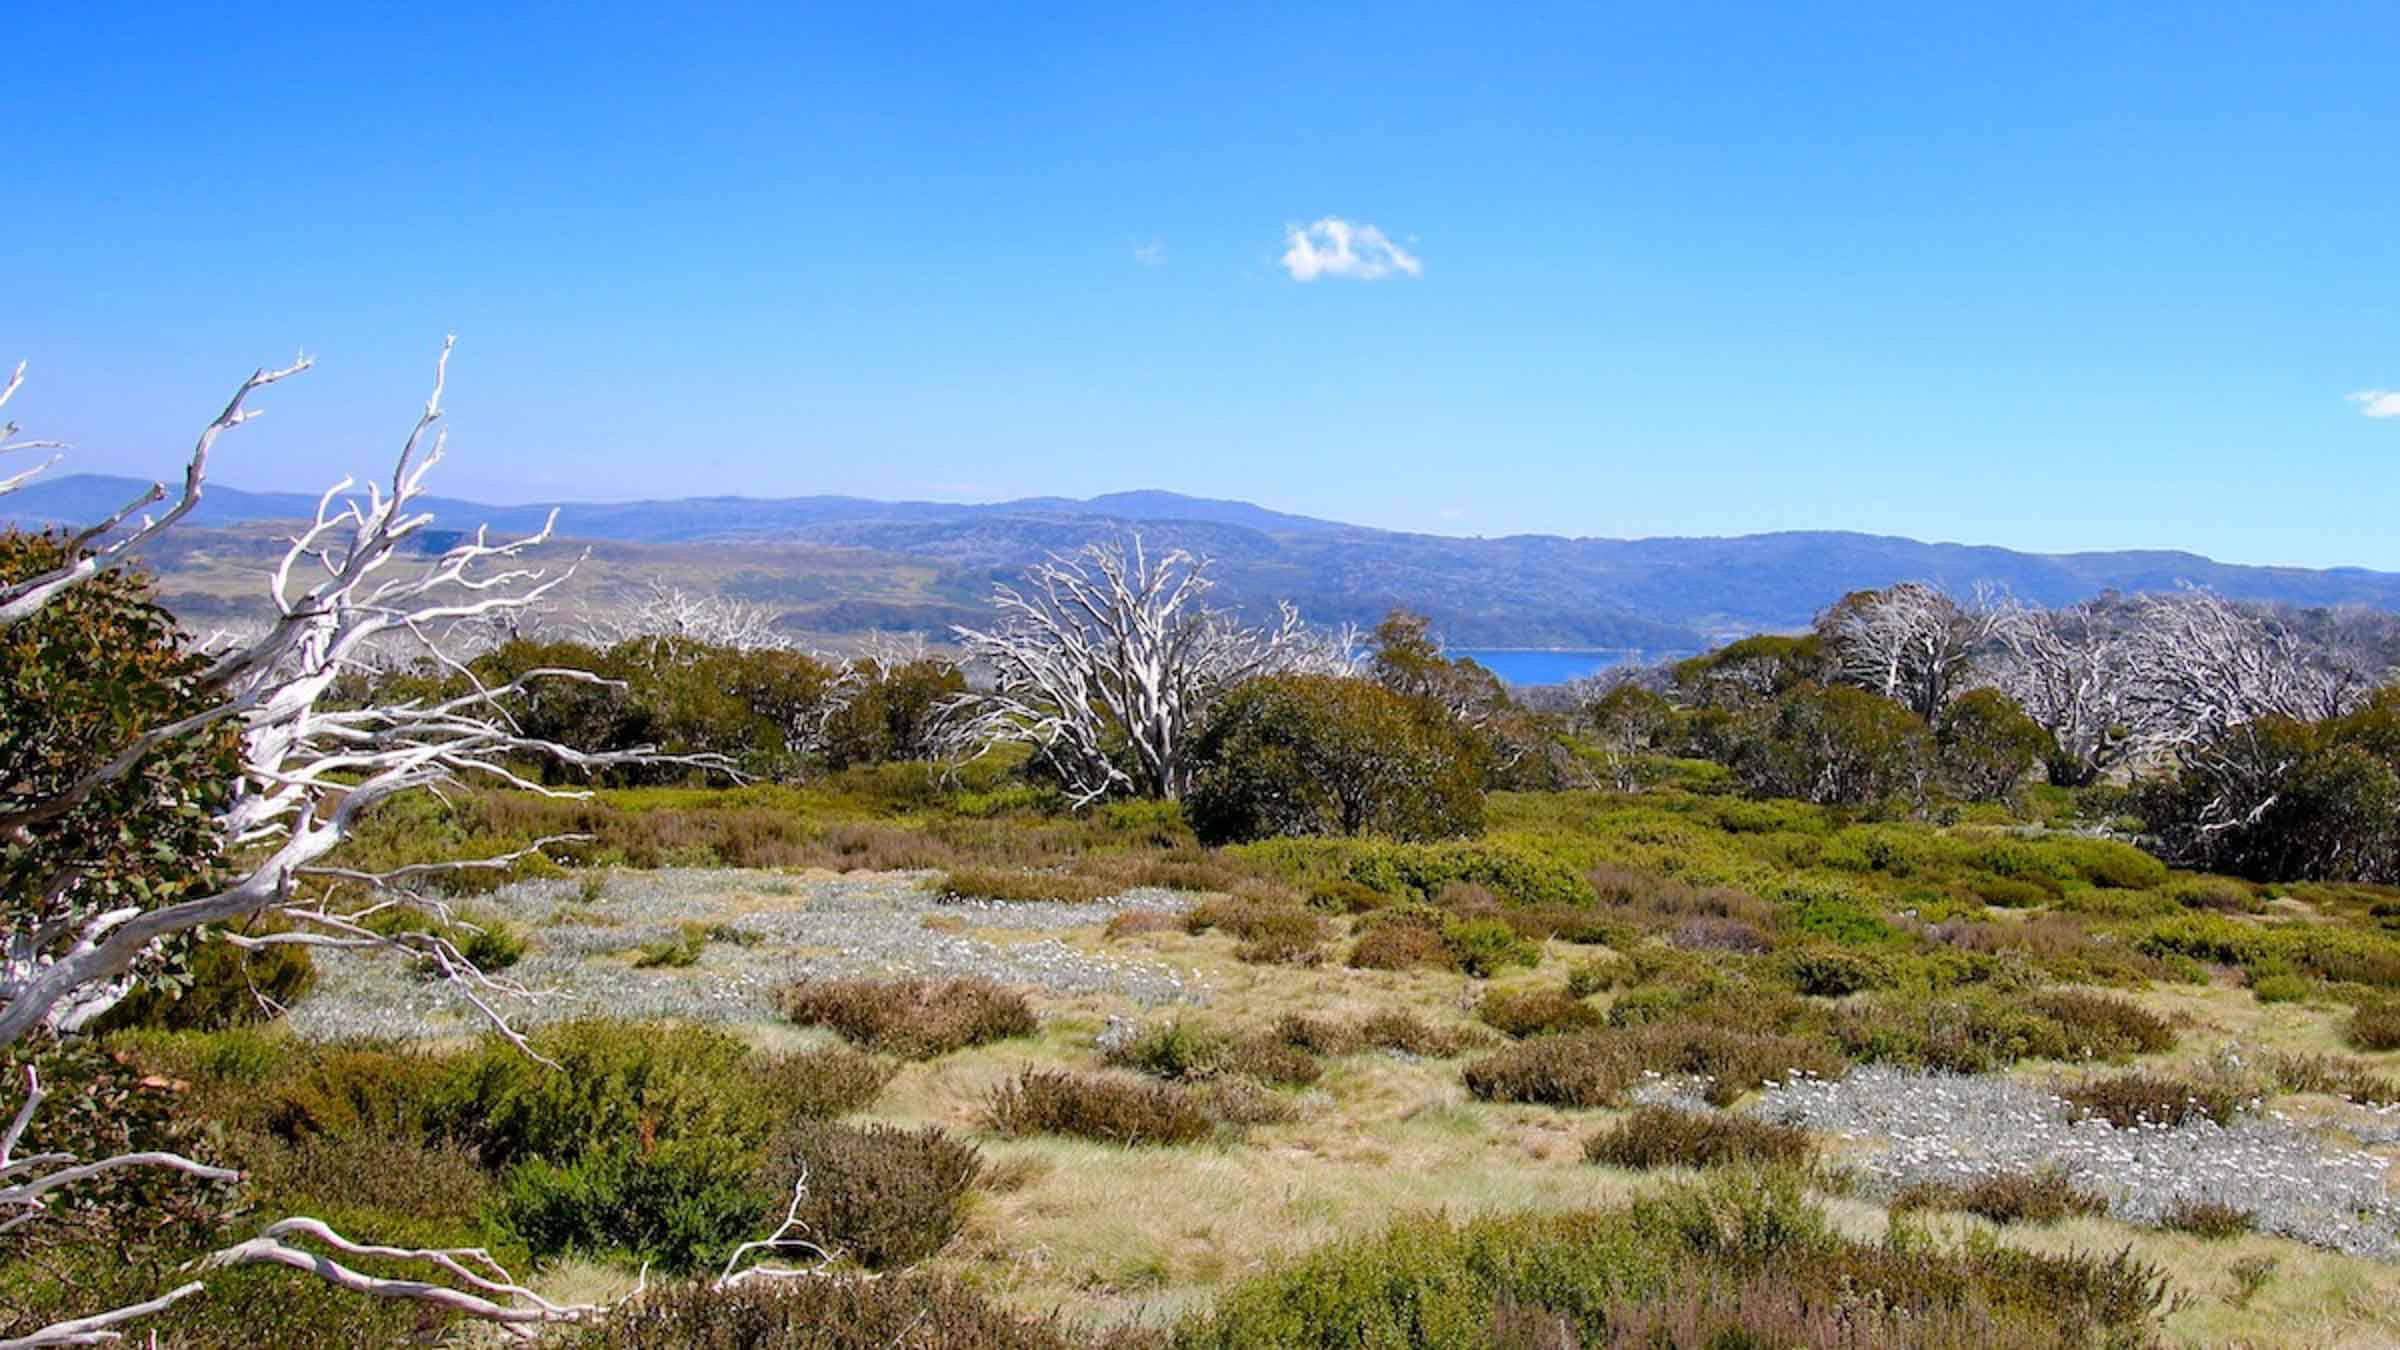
[1279,217,1422,282]
[1132,238,1165,266]
[2347,389,2400,419]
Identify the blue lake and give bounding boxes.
[1452,648,1663,687]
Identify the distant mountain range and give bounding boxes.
[12,473,2400,651]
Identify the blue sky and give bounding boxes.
[11,2,2399,566]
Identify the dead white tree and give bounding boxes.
[0,346,743,1344]
[2115,588,2368,749]
[1984,596,2134,786]
[1985,587,2373,785]
[578,577,794,653]
[1819,582,1995,722]
[943,537,1321,804]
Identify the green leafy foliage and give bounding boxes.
[0,532,243,1015]
[1187,673,1485,844]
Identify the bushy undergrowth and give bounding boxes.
[2063,1071,2247,1129]
[1183,895,1331,965]
[1477,985,1605,1039]
[2346,997,2400,1050]
[1583,1105,1816,1170]
[1891,1168,2110,1225]
[1180,1171,2168,1348]
[1464,1023,1843,1110]
[1273,1010,1488,1059]
[938,866,1119,906]
[983,1069,1216,1146]
[775,976,1037,1057]
[761,1120,983,1268]
[562,1273,1144,1350]
[2265,1050,2400,1105]
[1103,1020,1323,1086]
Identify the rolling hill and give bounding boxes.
[11,473,2400,650]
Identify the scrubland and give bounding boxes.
[15,770,2400,1348]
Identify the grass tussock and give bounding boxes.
[1582,1106,1816,1170]
[776,977,1036,1058]
[1184,895,1332,965]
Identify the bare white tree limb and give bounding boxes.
[0,1281,208,1349]
[942,536,1326,804]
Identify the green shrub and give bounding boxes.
[1891,1169,2110,1225]
[2025,989,2176,1056]
[983,1069,1214,1146]
[2251,972,2313,1003]
[634,922,709,968]
[764,1047,898,1120]
[1583,1106,1816,1170]
[776,977,1036,1058]
[1178,1183,2165,1349]
[1972,876,2053,909]
[1630,1165,1828,1259]
[499,1143,762,1273]
[1786,885,1894,946]
[426,1021,811,1169]
[1937,689,2054,801]
[761,1121,982,1268]
[1830,988,2171,1074]
[1187,673,1487,844]
[1440,917,1540,977]
[2173,878,2260,913]
[1306,879,1390,913]
[1781,945,1888,996]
